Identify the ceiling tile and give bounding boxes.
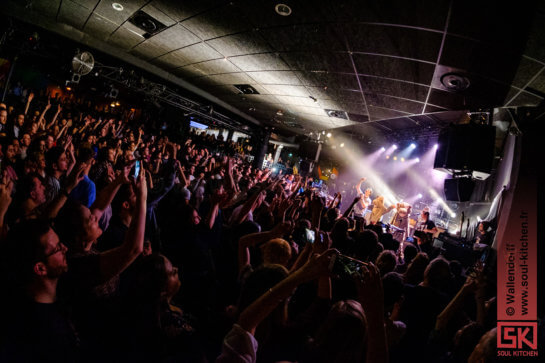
[261,85,308,97]
[94,0,148,26]
[152,50,192,69]
[58,1,91,29]
[151,24,201,49]
[359,76,430,102]
[70,0,99,9]
[353,53,435,84]
[331,0,450,31]
[368,106,410,121]
[260,23,346,52]
[243,94,282,104]
[291,106,328,117]
[512,57,545,89]
[131,24,201,59]
[170,42,223,65]
[424,105,447,113]
[108,24,145,50]
[141,4,177,27]
[181,3,252,40]
[206,31,271,57]
[526,70,545,95]
[346,24,442,62]
[364,93,424,114]
[275,95,320,107]
[29,0,61,18]
[338,102,368,115]
[151,0,225,22]
[197,72,256,85]
[184,59,241,76]
[248,71,301,85]
[84,13,119,39]
[238,0,333,28]
[281,52,354,73]
[229,53,290,72]
[507,90,543,107]
[296,72,360,90]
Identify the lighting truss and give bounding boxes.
[96,65,248,133]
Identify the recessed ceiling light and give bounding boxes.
[112,3,124,11]
[275,3,292,16]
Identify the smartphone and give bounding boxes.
[329,254,368,279]
[304,228,315,244]
[467,248,489,278]
[133,160,141,178]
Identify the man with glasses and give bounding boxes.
[0,219,78,362]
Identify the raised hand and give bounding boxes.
[312,230,331,255]
[135,168,148,201]
[354,263,384,317]
[270,221,293,239]
[0,174,14,216]
[117,161,134,184]
[64,163,86,192]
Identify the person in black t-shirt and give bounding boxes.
[414,211,437,254]
[0,220,78,362]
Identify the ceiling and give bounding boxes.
[3,0,545,137]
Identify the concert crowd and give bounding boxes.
[0,86,498,363]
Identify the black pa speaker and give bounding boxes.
[434,124,495,179]
[444,178,475,201]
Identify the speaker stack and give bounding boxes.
[434,124,496,201]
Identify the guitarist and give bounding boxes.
[413,210,437,254]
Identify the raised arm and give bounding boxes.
[238,249,335,335]
[90,162,132,219]
[24,92,34,115]
[237,221,292,274]
[355,263,388,363]
[45,104,62,130]
[97,170,147,282]
[343,196,360,218]
[43,164,86,219]
[355,177,366,194]
[38,98,51,130]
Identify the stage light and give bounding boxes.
[272,167,278,172]
[340,143,345,147]
[386,155,390,159]
[477,216,482,222]
[322,131,326,135]
[392,144,398,150]
[327,132,332,138]
[393,156,397,160]
[417,193,423,198]
[380,147,386,151]
[410,143,416,148]
[401,157,405,162]
[415,158,420,163]
[434,143,439,149]
[451,213,456,218]
[288,153,292,157]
